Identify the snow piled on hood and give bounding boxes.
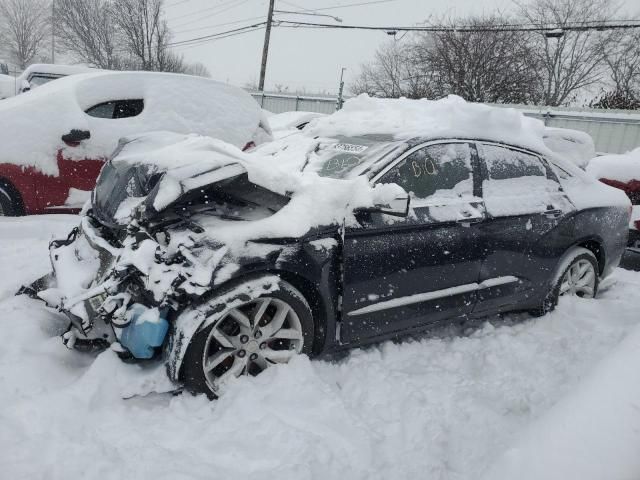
[0,71,265,175]
[586,147,640,183]
[307,94,551,155]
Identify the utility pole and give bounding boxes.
[51,0,55,63]
[337,67,346,110]
[258,0,275,92]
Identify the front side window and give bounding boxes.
[86,99,144,119]
[479,143,567,217]
[374,142,481,225]
[379,142,474,203]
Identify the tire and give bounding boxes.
[0,182,22,216]
[531,247,599,316]
[180,277,315,398]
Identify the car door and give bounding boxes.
[340,141,487,344]
[473,142,576,315]
[46,99,145,210]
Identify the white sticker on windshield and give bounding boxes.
[333,143,368,153]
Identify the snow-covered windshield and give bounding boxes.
[302,135,409,179]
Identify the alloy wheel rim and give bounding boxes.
[202,297,303,392]
[559,259,596,298]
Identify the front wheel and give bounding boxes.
[180,278,315,398]
[532,247,599,316]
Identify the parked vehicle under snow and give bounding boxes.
[23,95,631,398]
[0,70,271,216]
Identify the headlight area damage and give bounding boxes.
[19,131,405,394]
[39,214,235,360]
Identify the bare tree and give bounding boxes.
[596,30,640,107]
[183,62,211,78]
[350,41,437,99]
[54,0,122,69]
[0,0,51,69]
[112,0,169,71]
[351,16,539,104]
[516,0,617,106]
[415,15,541,104]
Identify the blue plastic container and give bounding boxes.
[119,304,169,359]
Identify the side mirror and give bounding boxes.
[356,194,410,218]
[62,129,91,147]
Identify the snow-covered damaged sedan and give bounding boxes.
[23,95,631,398]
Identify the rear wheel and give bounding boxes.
[180,278,315,398]
[532,247,599,316]
[0,181,23,216]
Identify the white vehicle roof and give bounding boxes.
[18,63,96,80]
[0,70,269,175]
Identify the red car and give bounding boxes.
[586,147,640,244]
[0,71,271,216]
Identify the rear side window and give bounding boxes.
[86,99,144,119]
[379,142,474,201]
[482,144,546,180]
[478,143,568,217]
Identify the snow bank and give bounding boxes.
[0,73,16,99]
[0,71,266,175]
[484,321,640,480]
[586,147,640,183]
[308,94,551,155]
[1,215,639,480]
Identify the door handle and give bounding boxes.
[544,209,563,219]
[456,216,483,226]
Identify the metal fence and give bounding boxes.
[250,92,339,115]
[250,92,640,154]
[512,108,640,154]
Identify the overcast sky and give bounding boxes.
[165,0,639,95]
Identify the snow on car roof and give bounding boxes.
[543,127,596,168]
[0,71,266,175]
[307,94,552,155]
[268,111,326,131]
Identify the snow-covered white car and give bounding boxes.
[16,63,96,93]
[0,71,271,215]
[26,95,630,398]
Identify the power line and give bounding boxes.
[173,15,266,35]
[171,26,266,50]
[167,17,640,49]
[275,19,640,33]
[170,0,240,22]
[167,22,267,47]
[282,0,397,13]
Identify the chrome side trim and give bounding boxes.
[347,276,519,317]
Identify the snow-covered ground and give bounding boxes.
[1,215,639,479]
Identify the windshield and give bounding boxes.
[303,135,409,179]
